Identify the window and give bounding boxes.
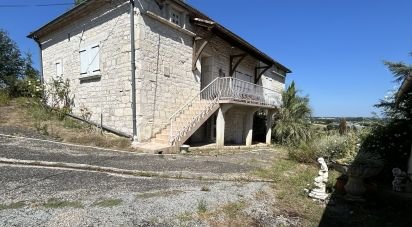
[79,44,100,75]
[55,61,63,77]
[170,8,181,26]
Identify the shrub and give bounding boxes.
[360,120,412,181]
[288,133,360,164]
[0,90,10,106]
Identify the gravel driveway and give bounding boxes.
[0,134,283,226]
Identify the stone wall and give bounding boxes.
[39,0,286,142]
[41,1,133,134]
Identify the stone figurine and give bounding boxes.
[392,168,407,192]
[309,157,329,200]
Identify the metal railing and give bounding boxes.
[168,77,282,145]
[219,77,282,107]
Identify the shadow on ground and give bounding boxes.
[319,176,412,226]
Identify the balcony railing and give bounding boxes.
[168,77,282,145]
[217,77,282,107]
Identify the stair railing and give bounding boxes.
[169,77,221,145]
[168,77,282,145]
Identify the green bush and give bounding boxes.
[360,120,412,181]
[288,132,360,164]
[0,90,10,106]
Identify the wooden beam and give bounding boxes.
[254,65,271,83]
[229,54,247,77]
[192,34,214,71]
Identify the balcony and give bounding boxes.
[201,77,282,108]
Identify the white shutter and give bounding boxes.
[80,49,88,74]
[89,45,100,72]
[56,62,62,77]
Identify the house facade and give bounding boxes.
[29,0,291,152]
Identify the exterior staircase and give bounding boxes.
[137,77,281,153]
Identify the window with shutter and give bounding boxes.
[79,43,100,76]
[55,61,63,77]
[89,45,100,72]
[79,49,88,74]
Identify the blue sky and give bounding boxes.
[1,0,411,117]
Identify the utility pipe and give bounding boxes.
[130,0,137,140]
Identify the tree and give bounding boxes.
[0,29,24,89]
[75,0,87,5]
[0,29,39,96]
[377,54,412,120]
[273,81,313,145]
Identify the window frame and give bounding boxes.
[169,7,182,26]
[79,43,101,77]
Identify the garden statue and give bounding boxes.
[392,168,407,192]
[309,157,329,200]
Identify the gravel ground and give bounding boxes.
[0,133,287,226]
[0,135,277,175]
[0,165,278,226]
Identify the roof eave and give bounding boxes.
[27,0,97,39]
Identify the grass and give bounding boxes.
[254,157,339,226]
[176,211,193,227]
[0,90,10,106]
[197,199,207,214]
[136,190,183,199]
[0,201,25,210]
[93,198,122,207]
[0,97,133,151]
[222,200,246,219]
[42,198,83,209]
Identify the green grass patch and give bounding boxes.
[197,199,207,214]
[222,200,246,219]
[93,198,122,207]
[254,157,339,226]
[0,201,25,210]
[136,190,183,199]
[0,90,10,106]
[43,198,83,209]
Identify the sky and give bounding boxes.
[0,0,411,117]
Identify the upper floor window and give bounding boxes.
[170,8,182,26]
[79,44,100,75]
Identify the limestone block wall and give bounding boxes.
[134,0,199,141]
[41,1,133,134]
[224,107,247,144]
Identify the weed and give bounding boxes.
[43,198,83,209]
[136,190,183,199]
[222,201,246,219]
[93,198,122,207]
[197,199,207,214]
[176,211,193,227]
[63,117,83,129]
[200,186,210,192]
[0,90,10,106]
[0,201,25,210]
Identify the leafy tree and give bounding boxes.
[0,29,39,96]
[377,54,412,120]
[0,29,24,89]
[273,81,313,145]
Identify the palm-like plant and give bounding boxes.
[273,81,312,145]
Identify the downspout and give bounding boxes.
[33,37,44,84]
[130,0,137,141]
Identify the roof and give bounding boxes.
[396,72,412,103]
[28,0,291,73]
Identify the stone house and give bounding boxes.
[28,0,291,152]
